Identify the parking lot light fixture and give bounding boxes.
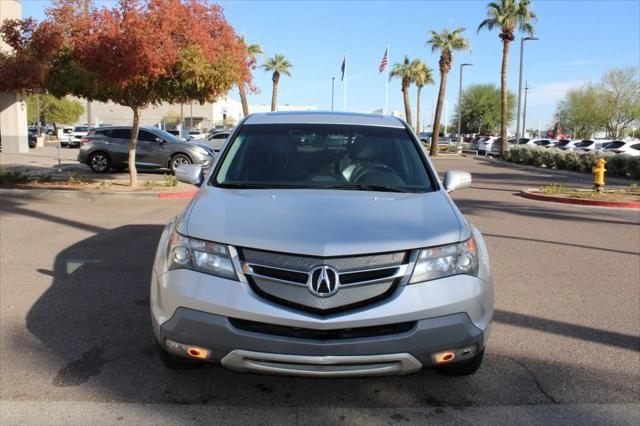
[457,63,472,151]
[515,37,538,142]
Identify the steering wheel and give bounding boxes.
[351,163,400,184]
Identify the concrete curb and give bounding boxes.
[520,189,640,209]
[0,188,197,200]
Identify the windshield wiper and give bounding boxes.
[321,184,410,193]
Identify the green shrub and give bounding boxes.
[565,152,582,171]
[502,146,640,180]
[164,174,178,187]
[529,148,545,166]
[541,149,556,168]
[0,170,30,185]
[552,150,566,169]
[541,183,569,194]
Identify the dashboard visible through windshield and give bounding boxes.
[212,124,434,193]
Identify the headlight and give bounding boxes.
[168,231,237,279]
[193,146,212,157]
[409,238,478,283]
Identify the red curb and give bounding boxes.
[158,190,197,200]
[521,190,640,209]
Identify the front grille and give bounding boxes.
[229,318,416,340]
[238,248,412,314]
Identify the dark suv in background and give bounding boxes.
[78,126,215,173]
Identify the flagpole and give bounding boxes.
[384,43,389,115]
[343,52,348,112]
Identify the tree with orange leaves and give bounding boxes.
[1,0,251,186]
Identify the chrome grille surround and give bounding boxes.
[238,248,414,313]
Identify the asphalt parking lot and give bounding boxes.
[0,157,638,425]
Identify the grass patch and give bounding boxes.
[143,180,157,190]
[164,174,179,187]
[540,183,570,194]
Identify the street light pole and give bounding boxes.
[515,37,538,142]
[331,77,335,111]
[522,81,529,139]
[457,63,472,151]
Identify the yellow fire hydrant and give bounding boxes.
[592,158,607,192]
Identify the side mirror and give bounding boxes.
[175,164,203,186]
[443,170,472,193]
[156,137,166,144]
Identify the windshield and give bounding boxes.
[575,140,593,147]
[152,128,182,144]
[74,126,88,132]
[213,124,434,192]
[556,140,570,147]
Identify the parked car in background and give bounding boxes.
[62,125,89,148]
[477,136,498,155]
[469,136,487,151]
[519,138,558,148]
[154,111,493,376]
[554,139,580,151]
[204,130,230,152]
[78,126,215,173]
[601,140,640,156]
[186,129,206,140]
[27,128,37,149]
[575,139,614,152]
[490,138,529,156]
[57,126,73,142]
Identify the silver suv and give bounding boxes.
[78,126,215,173]
[151,112,493,377]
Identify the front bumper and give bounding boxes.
[155,307,484,376]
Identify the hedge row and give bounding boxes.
[504,146,640,180]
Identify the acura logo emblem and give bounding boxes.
[307,266,340,297]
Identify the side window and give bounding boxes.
[630,143,640,151]
[111,129,132,139]
[94,129,111,137]
[213,133,229,139]
[138,130,157,142]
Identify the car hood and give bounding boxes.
[183,188,463,257]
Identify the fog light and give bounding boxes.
[165,339,211,359]
[433,351,456,364]
[432,345,478,364]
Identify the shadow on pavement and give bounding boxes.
[23,224,639,408]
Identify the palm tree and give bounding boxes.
[389,56,415,127]
[427,28,470,156]
[410,59,435,135]
[478,0,537,157]
[261,53,292,112]
[238,36,262,117]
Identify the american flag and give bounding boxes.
[379,48,388,74]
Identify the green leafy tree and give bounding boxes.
[238,37,262,117]
[598,67,640,138]
[26,94,84,126]
[554,85,604,138]
[389,56,416,127]
[478,0,537,156]
[451,84,515,134]
[262,53,293,112]
[410,59,434,134]
[427,28,470,156]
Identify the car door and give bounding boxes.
[103,128,132,164]
[136,130,166,168]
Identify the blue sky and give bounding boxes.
[20,0,640,130]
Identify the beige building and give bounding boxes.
[76,96,317,130]
[0,0,28,153]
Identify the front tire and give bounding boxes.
[169,154,192,172]
[435,349,485,376]
[88,152,111,173]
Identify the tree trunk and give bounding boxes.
[500,40,511,157]
[271,73,279,112]
[238,83,249,117]
[430,70,449,157]
[416,85,422,135]
[403,85,412,128]
[128,107,141,187]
